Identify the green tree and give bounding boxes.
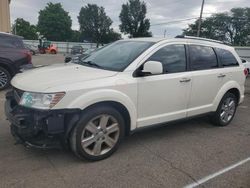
[101,29,122,44]
[119,0,152,38]
[183,8,250,46]
[183,13,230,40]
[70,30,81,42]
[37,2,72,41]
[78,4,113,46]
[230,8,250,45]
[13,18,37,40]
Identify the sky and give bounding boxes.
[10,0,249,38]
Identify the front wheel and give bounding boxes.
[51,50,57,54]
[70,106,125,161]
[211,92,238,126]
[0,67,11,90]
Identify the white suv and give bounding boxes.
[5,36,246,161]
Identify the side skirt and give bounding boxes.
[130,112,214,135]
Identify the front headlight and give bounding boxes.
[19,92,65,109]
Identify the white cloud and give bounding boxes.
[10,0,248,37]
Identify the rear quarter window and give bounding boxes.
[215,48,239,67]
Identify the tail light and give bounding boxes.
[244,68,248,76]
[22,50,32,64]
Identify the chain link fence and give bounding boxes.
[23,40,98,54]
[235,47,250,61]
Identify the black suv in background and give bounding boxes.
[0,32,32,90]
[71,45,83,55]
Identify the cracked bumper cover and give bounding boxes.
[4,90,80,149]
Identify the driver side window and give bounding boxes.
[148,44,187,73]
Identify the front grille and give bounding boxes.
[13,88,24,103]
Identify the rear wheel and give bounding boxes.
[51,50,57,54]
[70,105,125,161]
[0,67,11,90]
[211,92,237,126]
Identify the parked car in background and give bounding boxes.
[0,32,32,90]
[24,44,39,55]
[71,45,83,55]
[242,59,250,75]
[65,48,96,63]
[5,36,246,161]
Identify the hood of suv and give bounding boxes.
[11,63,118,92]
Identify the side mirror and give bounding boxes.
[242,59,246,63]
[138,61,163,76]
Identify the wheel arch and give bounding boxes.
[80,101,131,136]
[213,81,242,111]
[227,88,240,103]
[62,89,137,134]
[0,59,15,76]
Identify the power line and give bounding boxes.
[148,15,249,28]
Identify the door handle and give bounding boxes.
[218,74,226,78]
[180,78,191,83]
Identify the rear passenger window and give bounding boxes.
[189,45,218,70]
[215,48,239,67]
[148,44,186,73]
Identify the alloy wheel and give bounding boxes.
[220,97,236,123]
[0,70,8,88]
[81,114,120,156]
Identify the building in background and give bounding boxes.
[0,0,11,33]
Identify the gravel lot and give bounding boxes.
[0,54,250,188]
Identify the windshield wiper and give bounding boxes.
[80,60,102,68]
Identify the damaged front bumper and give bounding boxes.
[4,89,80,149]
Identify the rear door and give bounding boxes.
[215,48,245,100]
[187,44,225,116]
[215,48,242,82]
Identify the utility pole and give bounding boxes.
[197,0,205,37]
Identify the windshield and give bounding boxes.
[76,40,154,71]
[84,48,94,54]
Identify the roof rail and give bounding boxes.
[0,32,23,38]
[175,35,230,45]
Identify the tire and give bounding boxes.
[39,49,46,54]
[51,50,57,54]
[0,67,11,90]
[32,50,36,55]
[70,105,125,161]
[211,92,238,126]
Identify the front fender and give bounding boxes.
[212,81,243,111]
[66,89,137,130]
